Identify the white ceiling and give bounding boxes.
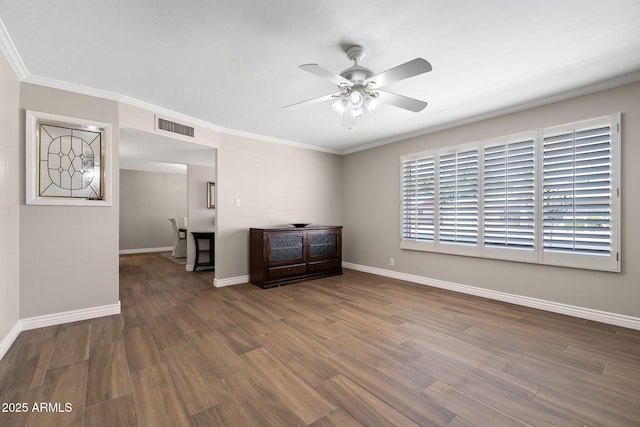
[2,0,640,154]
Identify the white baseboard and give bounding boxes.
[0,302,121,361]
[214,275,249,288]
[20,302,121,331]
[343,262,640,331]
[119,247,172,255]
[0,321,22,361]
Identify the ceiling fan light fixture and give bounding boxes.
[364,94,380,113]
[332,97,348,115]
[350,106,364,119]
[348,89,364,108]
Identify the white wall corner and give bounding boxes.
[0,321,22,361]
[342,262,640,331]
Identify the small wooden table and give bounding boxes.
[191,232,215,271]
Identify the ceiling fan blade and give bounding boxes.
[299,64,353,87]
[365,58,432,88]
[282,92,344,109]
[377,90,428,112]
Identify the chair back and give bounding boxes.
[168,217,180,239]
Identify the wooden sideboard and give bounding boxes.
[249,226,342,288]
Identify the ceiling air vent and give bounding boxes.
[157,117,195,137]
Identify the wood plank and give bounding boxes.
[411,355,579,426]
[122,326,164,372]
[147,314,189,350]
[220,371,308,426]
[186,329,248,378]
[25,361,88,427]
[410,353,539,402]
[309,407,364,427]
[89,315,122,348]
[253,332,339,387]
[161,344,227,415]
[242,347,337,424]
[0,338,56,393]
[129,364,192,427]
[326,352,455,426]
[422,381,528,427]
[316,374,420,427]
[86,341,131,406]
[191,397,255,427]
[49,323,91,369]
[534,386,638,426]
[165,305,210,334]
[84,395,137,427]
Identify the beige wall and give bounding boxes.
[119,169,187,251]
[19,84,120,318]
[343,81,640,318]
[216,133,343,280]
[0,51,20,347]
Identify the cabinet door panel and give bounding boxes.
[267,232,305,265]
[307,230,340,261]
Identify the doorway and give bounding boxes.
[119,127,217,275]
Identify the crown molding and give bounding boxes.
[21,75,340,155]
[340,71,640,155]
[118,94,341,154]
[23,74,122,101]
[0,17,28,80]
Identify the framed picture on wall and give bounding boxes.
[25,110,112,206]
[207,182,215,209]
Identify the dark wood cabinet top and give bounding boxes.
[250,225,343,232]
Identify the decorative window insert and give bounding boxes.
[26,110,112,206]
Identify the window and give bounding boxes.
[401,114,620,272]
[439,149,479,245]
[483,138,535,250]
[402,155,435,242]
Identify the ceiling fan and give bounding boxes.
[284,45,432,127]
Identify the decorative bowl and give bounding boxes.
[290,223,311,228]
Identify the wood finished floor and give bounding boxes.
[1,253,640,426]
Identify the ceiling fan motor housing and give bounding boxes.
[340,45,373,85]
[340,66,373,85]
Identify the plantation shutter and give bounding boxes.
[402,156,435,241]
[484,138,535,249]
[542,122,612,255]
[438,149,478,245]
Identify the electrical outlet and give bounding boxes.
[389,258,395,266]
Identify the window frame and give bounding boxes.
[400,114,621,272]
